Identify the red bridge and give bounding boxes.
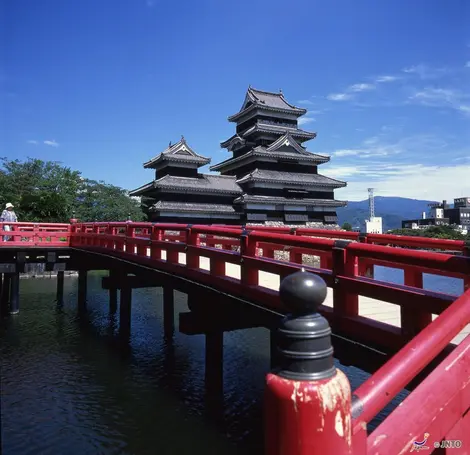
[1,221,469,454]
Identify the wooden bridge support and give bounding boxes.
[119,283,132,339]
[0,273,5,316]
[163,286,174,339]
[77,270,87,311]
[1,274,11,316]
[9,272,20,315]
[56,270,64,306]
[108,270,118,314]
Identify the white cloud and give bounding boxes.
[375,75,399,83]
[298,116,316,125]
[298,99,313,105]
[349,83,375,92]
[27,140,38,145]
[146,0,155,6]
[402,64,448,79]
[409,87,470,116]
[44,140,59,147]
[331,133,448,162]
[331,163,470,201]
[465,61,470,68]
[333,149,362,157]
[327,93,353,101]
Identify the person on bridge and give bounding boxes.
[1,202,18,241]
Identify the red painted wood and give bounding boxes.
[401,268,432,338]
[265,371,353,455]
[353,289,470,431]
[332,247,358,316]
[368,332,470,454]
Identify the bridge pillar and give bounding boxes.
[1,274,10,316]
[77,270,87,311]
[56,270,64,306]
[119,282,132,339]
[265,269,353,455]
[9,272,20,315]
[108,270,118,313]
[163,286,174,338]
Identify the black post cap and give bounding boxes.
[274,269,335,381]
[279,268,327,315]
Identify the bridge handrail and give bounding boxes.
[366,329,470,453]
[0,222,70,229]
[71,222,469,252]
[352,288,470,432]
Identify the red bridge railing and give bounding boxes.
[0,222,71,246]
[2,221,469,453]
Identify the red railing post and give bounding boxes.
[185,225,200,269]
[126,222,135,254]
[464,241,470,292]
[402,268,431,337]
[332,240,358,316]
[33,224,39,246]
[265,270,353,455]
[288,228,303,264]
[165,228,180,264]
[150,226,162,260]
[240,229,258,286]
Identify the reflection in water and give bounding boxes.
[0,268,443,454]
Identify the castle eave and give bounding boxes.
[150,201,239,214]
[233,194,347,207]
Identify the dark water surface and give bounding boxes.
[0,268,463,455]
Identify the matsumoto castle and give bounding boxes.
[130,87,347,226]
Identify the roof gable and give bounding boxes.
[143,136,210,168]
[266,132,310,155]
[228,87,307,121]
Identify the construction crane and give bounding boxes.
[368,188,375,219]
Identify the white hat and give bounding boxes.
[5,202,14,209]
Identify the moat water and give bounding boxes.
[0,267,464,455]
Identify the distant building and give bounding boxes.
[130,87,347,225]
[364,216,383,234]
[401,197,470,229]
[445,197,470,227]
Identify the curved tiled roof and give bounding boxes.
[150,201,239,214]
[143,137,210,169]
[234,194,347,207]
[236,169,346,188]
[153,174,242,194]
[228,87,307,121]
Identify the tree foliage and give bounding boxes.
[389,225,470,241]
[341,222,352,231]
[0,157,144,222]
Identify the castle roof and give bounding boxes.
[150,201,239,215]
[129,174,242,197]
[236,169,346,188]
[234,194,347,207]
[228,87,307,122]
[212,133,329,172]
[143,137,210,169]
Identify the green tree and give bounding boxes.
[74,179,145,222]
[0,157,81,222]
[0,157,145,222]
[341,222,352,231]
[389,225,468,241]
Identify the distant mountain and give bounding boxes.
[336,196,438,232]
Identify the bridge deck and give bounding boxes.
[161,251,469,346]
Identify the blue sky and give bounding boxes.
[1,0,469,201]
